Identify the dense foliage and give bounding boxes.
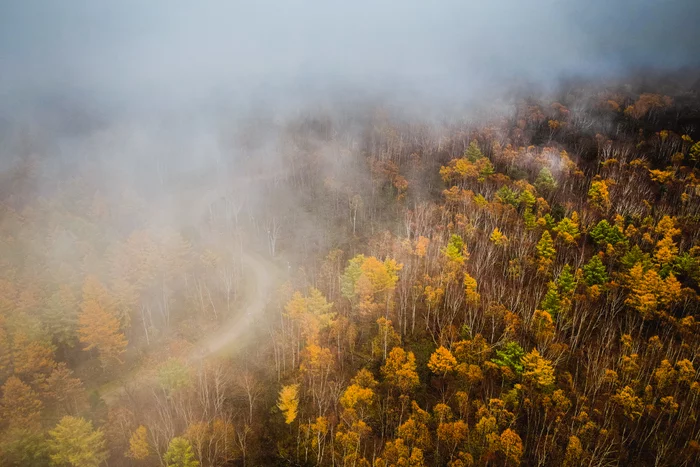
[1,78,700,466]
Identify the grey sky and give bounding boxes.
[0,0,699,113]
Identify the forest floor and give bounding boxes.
[97,249,283,404]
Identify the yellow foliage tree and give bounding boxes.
[284,288,335,343]
[497,429,524,466]
[376,438,425,467]
[626,263,681,319]
[612,386,644,420]
[0,375,43,429]
[588,180,610,212]
[382,347,419,393]
[126,425,150,460]
[463,273,480,305]
[522,348,555,390]
[342,255,402,318]
[277,384,299,424]
[78,299,127,368]
[489,228,508,247]
[340,369,377,419]
[428,346,458,377]
[536,231,556,273]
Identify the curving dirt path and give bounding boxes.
[192,250,280,357]
[100,249,281,403]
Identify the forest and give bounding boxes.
[0,73,699,467]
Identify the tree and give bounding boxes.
[0,319,10,380]
[490,227,509,246]
[164,437,199,467]
[48,416,107,467]
[539,282,561,317]
[284,288,335,343]
[126,425,150,460]
[535,167,557,194]
[80,276,120,325]
[553,215,580,245]
[340,370,377,420]
[45,363,86,416]
[588,180,610,212]
[397,402,432,451]
[496,186,519,207]
[376,438,425,467]
[654,216,680,267]
[335,420,371,466]
[536,231,556,272]
[557,264,577,295]
[341,254,402,317]
[463,273,480,304]
[522,349,555,390]
[583,254,608,286]
[157,358,191,393]
[11,332,56,390]
[277,384,299,424]
[0,428,50,467]
[382,347,419,393]
[611,386,643,420]
[497,428,523,466]
[428,346,458,377]
[0,376,42,429]
[443,235,467,264]
[465,140,484,161]
[77,298,127,368]
[518,189,537,210]
[491,341,524,375]
[562,436,583,467]
[437,419,468,462]
[42,285,78,348]
[372,317,401,360]
[589,219,626,249]
[626,263,681,319]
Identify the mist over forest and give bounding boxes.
[1,2,700,466]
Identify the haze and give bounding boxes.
[2,0,699,116]
[1,2,700,466]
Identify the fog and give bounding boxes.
[2,0,699,259]
[1,4,700,463]
[2,0,699,117]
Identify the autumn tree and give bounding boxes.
[164,437,199,467]
[522,348,555,390]
[428,346,458,377]
[0,376,42,430]
[277,384,299,424]
[340,369,378,421]
[376,438,425,467]
[382,347,419,394]
[588,180,610,212]
[42,285,79,348]
[284,288,335,344]
[625,263,681,319]
[536,231,556,272]
[0,428,50,467]
[48,416,107,467]
[341,254,402,319]
[126,425,150,461]
[78,298,127,368]
[553,213,580,245]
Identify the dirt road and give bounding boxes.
[193,250,279,357]
[100,249,281,403]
